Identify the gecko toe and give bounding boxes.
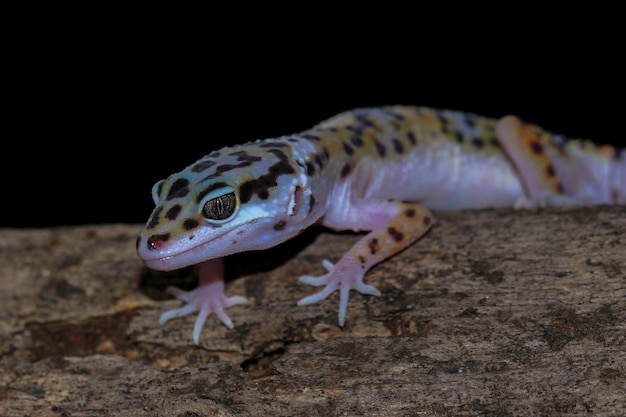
[297,283,337,305]
[160,303,197,324]
[193,307,212,344]
[354,282,381,296]
[164,285,192,302]
[299,275,329,286]
[224,295,248,307]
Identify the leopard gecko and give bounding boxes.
[136,106,625,344]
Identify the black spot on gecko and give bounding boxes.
[236,150,263,161]
[404,208,416,218]
[183,218,199,230]
[308,194,316,216]
[343,142,354,155]
[273,220,286,230]
[301,134,321,141]
[259,142,289,148]
[350,134,364,147]
[423,216,432,226]
[369,238,379,255]
[531,141,544,154]
[195,182,229,205]
[358,255,366,265]
[556,182,564,194]
[239,149,295,204]
[314,154,323,168]
[392,138,404,154]
[207,152,263,179]
[166,178,190,200]
[472,138,485,149]
[146,206,163,229]
[191,159,216,173]
[340,163,352,178]
[322,147,330,162]
[306,161,315,176]
[406,131,416,145]
[382,110,405,120]
[239,180,269,202]
[374,140,387,157]
[165,204,182,220]
[147,233,171,250]
[356,113,374,127]
[546,164,556,177]
[210,163,249,178]
[267,148,291,164]
[388,227,404,242]
[437,114,450,131]
[455,132,464,143]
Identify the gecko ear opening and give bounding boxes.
[288,186,303,216]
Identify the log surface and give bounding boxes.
[1,206,625,416]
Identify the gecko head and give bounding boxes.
[136,142,312,271]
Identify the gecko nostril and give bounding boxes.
[147,233,170,250]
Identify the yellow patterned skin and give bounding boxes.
[137,106,625,344]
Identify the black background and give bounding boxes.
[4,18,624,228]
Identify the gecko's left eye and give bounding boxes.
[203,192,238,222]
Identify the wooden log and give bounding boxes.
[1,205,624,416]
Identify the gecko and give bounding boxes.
[136,106,625,344]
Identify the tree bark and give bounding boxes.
[1,205,625,416]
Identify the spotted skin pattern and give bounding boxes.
[137,106,625,344]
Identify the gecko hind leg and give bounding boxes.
[297,200,433,327]
[298,259,381,326]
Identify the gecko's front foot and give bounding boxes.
[160,280,247,344]
[297,259,381,326]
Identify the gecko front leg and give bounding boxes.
[160,257,247,344]
[298,199,433,326]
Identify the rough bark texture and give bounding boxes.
[1,206,625,417]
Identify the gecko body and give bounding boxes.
[137,106,625,344]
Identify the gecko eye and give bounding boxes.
[202,192,238,221]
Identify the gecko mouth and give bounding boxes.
[138,218,269,271]
[139,226,238,271]
[142,242,210,271]
[140,236,230,271]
